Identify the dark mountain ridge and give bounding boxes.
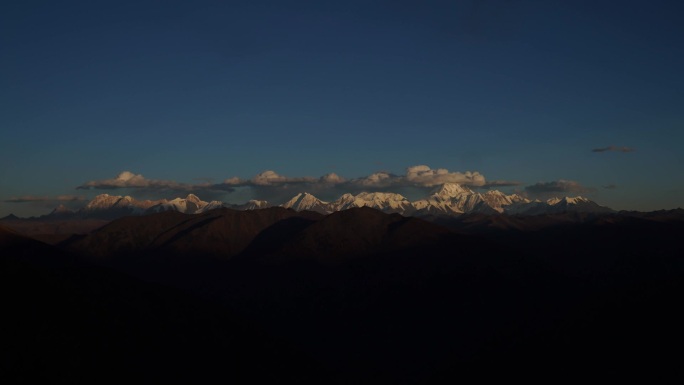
[0,225,334,384]
[64,207,324,259]
[3,207,684,383]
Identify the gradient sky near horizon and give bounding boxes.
[1,0,683,217]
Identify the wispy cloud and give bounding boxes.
[3,195,87,203]
[223,165,486,189]
[591,146,636,153]
[2,195,88,212]
[525,179,594,198]
[479,180,522,189]
[404,165,486,187]
[219,165,488,202]
[74,166,490,203]
[78,171,191,190]
[77,171,235,193]
[223,170,318,187]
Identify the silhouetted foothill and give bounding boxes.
[2,208,683,384]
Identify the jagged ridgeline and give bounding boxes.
[33,183,612,220]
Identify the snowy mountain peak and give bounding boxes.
[232,200,271,210]
[50,188,610,220]
[85,194,125,210]
[565,196,589,204]
[80,194,160,217]
[336,193,356,202]
[200,200,224,212]
[547,196,589,205]
[250,199,269,205]
[281,193,329,213]
[431,183,473,198]
[283,192,317,206]
[149,194,210,214]
[50,204,73,216]
[354,192,409,203]
[330,191,413,214]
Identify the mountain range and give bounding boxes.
[18,183,612,221]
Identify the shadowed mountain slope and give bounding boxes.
[0,218,108,235]
[65,207,324,259]
[0,224,26,246]
[275,207,455,261]
[6,209,684,383]
[429,209,684,233]
[0,224,75,266]
[65,207,470,272]
[0,227,333,384]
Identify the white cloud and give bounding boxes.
[319,173,346,184]
[525,179,594,197]
[4,195,87,203]
[252,170,316,185]
[76,165,489,203]
[78,171,179,190]
[77,171,234,193]
[352,171,395,187]
[223,165,487,190]
[223,176,245,185]
[223,171,316,186]
[405,165,486,187]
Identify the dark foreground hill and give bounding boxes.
[4,208,684,383]
[0,217,109,244]
[63,207,323,259]
[0,225,333,384]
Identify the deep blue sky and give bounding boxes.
[2,0,683,216]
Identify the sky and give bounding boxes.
[1,0,683,217]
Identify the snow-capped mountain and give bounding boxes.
[277,185,610,217]
[511,196,612,215]
[80,194,160,218]
[412,183,529,215]
[43,183,612,220]
[328,192,414,214]
[281,193,330,214]
[67,194,276,219]
[64,194,217,218]
[277,191,415,214]
[231,200,271,210]
[49,204,75,217]
[147,194,214,214]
